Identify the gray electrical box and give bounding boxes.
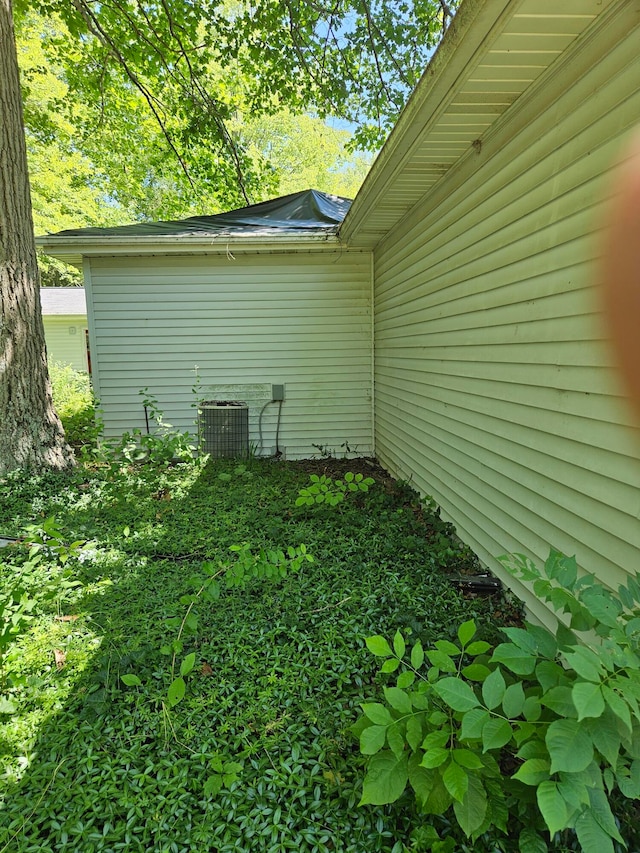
[271,384,285,402]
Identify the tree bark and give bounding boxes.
[0,0,74,475]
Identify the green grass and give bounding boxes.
[0,457,518,852]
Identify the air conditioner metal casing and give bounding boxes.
[198,400,249,458]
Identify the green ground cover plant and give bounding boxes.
[0,453,520,852]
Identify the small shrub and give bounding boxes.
[296,472,375,507]
[49,362,100,449]
[355,549,640,852]
[104,389,196,465]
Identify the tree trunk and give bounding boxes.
[0,0,74,475]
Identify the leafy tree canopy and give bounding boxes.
[16,0,457,217]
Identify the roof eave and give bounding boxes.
[339,0,510,247]
[36,231,344,267]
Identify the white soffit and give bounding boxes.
[340,0,614,248]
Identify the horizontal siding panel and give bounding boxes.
[374,401,639,559]
[373,7,640,616]
[88,250,373,459]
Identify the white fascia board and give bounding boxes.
[35,233,344,266]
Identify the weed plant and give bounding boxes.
[0,457,516,852]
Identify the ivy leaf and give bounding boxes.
[433,678,480,712]
[203,774,222,797]
[453,773,487,836]
[545,719,594,773]
[572,681,605,721]
[360,725,387,755]
[366,636,393,657]
[358,750,409,806]
[536,781,569,837]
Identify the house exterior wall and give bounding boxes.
[372,6,640,622]
[43,315,89,372]
[85,249,372,460]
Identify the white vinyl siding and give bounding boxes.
[86,250,372,460]
[373,6,640,622]
[43,315,88,372]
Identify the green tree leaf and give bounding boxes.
[384,686,413,715]
[360,725,387,755]
[518,827,549,853]
[396,670,416,689]
[536,781,569,837]
[457,619,476,647]
[443,761,468,802]
[381,658,401,673]
[574,809,615,853]
[512,758,551,786]
[421,748,450,769]
[393,630,406,659]
[492,643,537,675]
[366,635,393,657]
[359,751,409,806]
[426,649,457,672]
[433,678,480,712]
[572,681,605,721]
[502,682,526,718]
[406,715,423,751]
[482,718,512,752]
[411,640,425,669]
[460,708,490,740]
[120,673,142,687]
[545,719,594,774]
[362,703,394,726]
[481,668,506,710]
[453,773,487,836]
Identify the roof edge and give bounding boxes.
[36,233,349,266]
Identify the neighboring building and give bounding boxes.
[38,0,640,623]
[40,287,89,373]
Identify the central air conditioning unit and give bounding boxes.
[198,400,249,458]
